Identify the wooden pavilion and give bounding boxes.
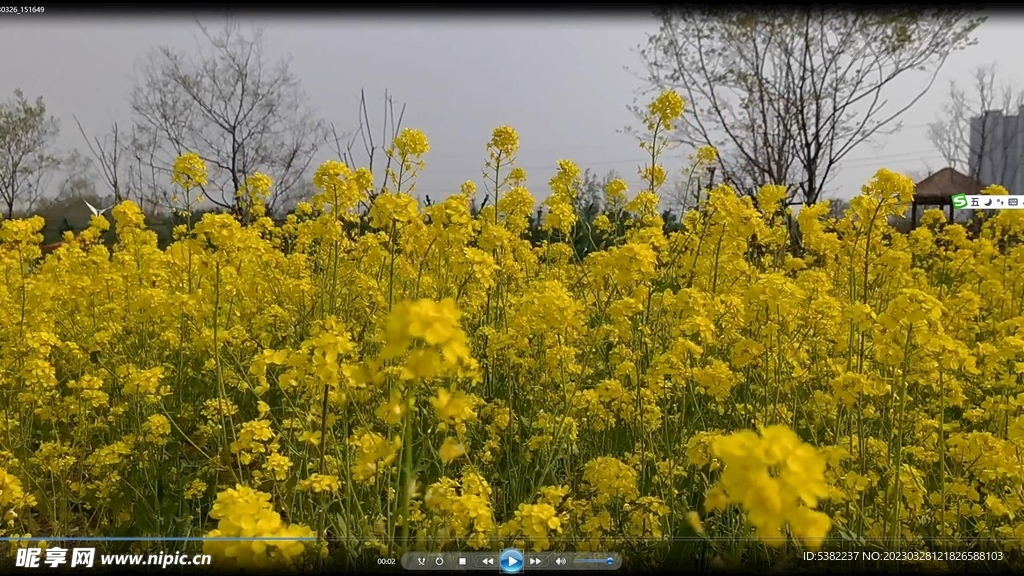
[911,167,983,227]
[890,167,983,232]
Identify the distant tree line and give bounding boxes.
[3,10,988,252]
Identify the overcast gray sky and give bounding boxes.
[2,12,1022,207]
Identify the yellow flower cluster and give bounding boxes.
[695,145,718,164]
[488,125,519,159]
[312,159,366,213]
[298,473,341,494]
[646,90,685,132]
[382,298,476,379]
[541,160,580,236]
[369,193,419,229]
[238,172,273,218]
[141,414,171,445]
[171,152,207,189]
[705,426,832,550]
[4,87,1024,571]
[0,468,36,528]
[349,431,400,483]
[393,127,431,159]
[583,457,639,505]
[424,471,496,549]
[203,485,315,570]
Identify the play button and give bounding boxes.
[500,549,523,573]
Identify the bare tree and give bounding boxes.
[126,126,174,216]
[71,118,167,217]
[327,89,407,215]
[131,19,325,218]
[75,117,130,205]
[826,197,852,220]
[0,89,61,219]
[637,8,983,206]
[572,168,620,221]
[57,150,98,200]
[665,164,718,213]
[928,63,1024,192]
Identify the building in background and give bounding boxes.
[969,108,1024,195]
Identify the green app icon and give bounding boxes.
[951,194,968,209]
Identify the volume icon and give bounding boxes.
[555,557,566,566]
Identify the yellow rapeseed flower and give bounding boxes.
[488,126,519,158]
[5,87,1024,570]
[171,152,207,189]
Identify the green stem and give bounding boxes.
[397,403,415,550]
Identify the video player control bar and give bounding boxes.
[400,551,622,571]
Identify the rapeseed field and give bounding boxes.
[0,90,1019,572]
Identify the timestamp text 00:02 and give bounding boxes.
[378,558,397,565]
[0,6,44,13]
